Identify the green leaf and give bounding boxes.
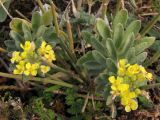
[119,33,134,58]
[77,51,106,76]
[4,40,16,51]
[32,12,42,32]
[106,58,117,74]
[0,0,11,22]
[106,38,117,61]
[125,20,141,36]
[77,51,94,66]
[126,47,135,62]
[138,96,154,109]
[135,42,152,55]
[42,27,59,46]
[131,52,147,64]
[113,23,124,48]
[82,31,108,57]
[95,68,109,91]
[35,25,47,39]
[96,18,111,39]
[10,18,31,33]
[92,50,106,64]
[81,31,92,43]
[135,37,155,48]
[22,23,32,41]
[113,9,128,30]
[90,36,108,57]
[42,10,53,26]
[150,40,160,51]
[10,31,24,49]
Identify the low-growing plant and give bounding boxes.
[0,0,159,119]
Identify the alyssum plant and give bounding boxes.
[0,0,158,118]
[79,9,155,113]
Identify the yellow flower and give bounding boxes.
[121,98,138,112]
[117,84,129,93]
[44,51,56,62]
[107,59,154,112]
[121,90,137,99]
[21,51,27,59]
[24,63,39,76]
[40,65,50,74]
[11,51,22,63]
[118,59,127,68]
[38,41,56,62]
[118,67,126,76]
[20,41,35,51]
[13,61,25,74]
[146,73,152,80]
[127,64,140,76]
[109,76,129,94]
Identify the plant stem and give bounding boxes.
[43,60,84,83]
[141,83,160,90]
[50,1,60,35]
[0,72,74,88]
[115,0,121,15]
[88,0,93,14]
[140,14,160,37]
[81,92,90,113]
[36,0,45,13]
[101,0,110,19]
[59,31,77,62]
[0,85,31,91]
[15,10,30,22]
[0,47,7,53]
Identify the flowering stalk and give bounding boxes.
[101,0,110,19]
[140,83,160,90]
[115,0,121,14]
[50,1,60,35]
[0,72,74,88]
[43,59,84,83]
[66,17,74,53]
[108,59,153,112]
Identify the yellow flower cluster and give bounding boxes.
[11,41,55,76]
[108,59,153,112]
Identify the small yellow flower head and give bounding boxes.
[20,41,35,51]
[121,90,137,99]
[107,59,153,112]
[11,52,22,63]
[109,76,129,95]
[121,98,138,112]
[40,65,50,74]
[127,64,140,76]
[24,63,39,76]
[11,40,56,76]
[38,41,56,62]
[13,61,25,74]
[146,73,153,81]
[118,59,127,68]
